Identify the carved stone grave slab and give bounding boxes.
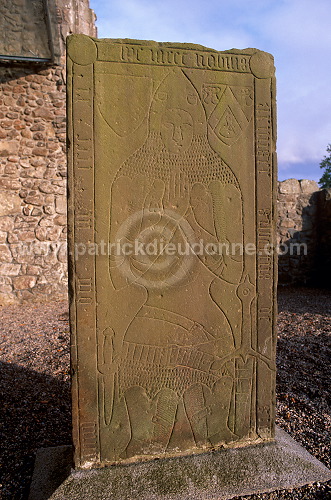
[67,35,277,468]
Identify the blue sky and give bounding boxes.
[90,0,331,183]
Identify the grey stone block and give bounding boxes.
[29,427,331,500]
[28,445,72,500]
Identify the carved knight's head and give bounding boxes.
[149,69,206,152]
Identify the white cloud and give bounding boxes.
[238,0,331,171]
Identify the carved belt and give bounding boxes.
[121,341,216,373]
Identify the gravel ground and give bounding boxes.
[0,287,330,499]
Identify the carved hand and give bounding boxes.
[163,171,190,217]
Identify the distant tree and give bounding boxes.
[319,144,331,188]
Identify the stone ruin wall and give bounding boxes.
[277,178,318,285]
[277,179,331,286]
[0,0,96,305]
[0,2,330,304]
[316,187,331,287]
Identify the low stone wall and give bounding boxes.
[277,178,320,285]
[315,188,331,287]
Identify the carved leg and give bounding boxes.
[184,384,209,446]
[152,388,178,450]
[124,386,155,458]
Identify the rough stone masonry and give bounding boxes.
[0,0,96,305]
[67,35,277,467]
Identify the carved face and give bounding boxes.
[160,108,193,153]
[149,69,206,141]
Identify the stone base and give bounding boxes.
[28,427,331,500]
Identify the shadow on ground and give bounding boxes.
[0,362,71,499]
[278,286,331,316]
[276,286,331,472]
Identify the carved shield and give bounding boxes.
[208,87,249,146]
[95,74,152,137]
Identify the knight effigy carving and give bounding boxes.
[67,37,277,467]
